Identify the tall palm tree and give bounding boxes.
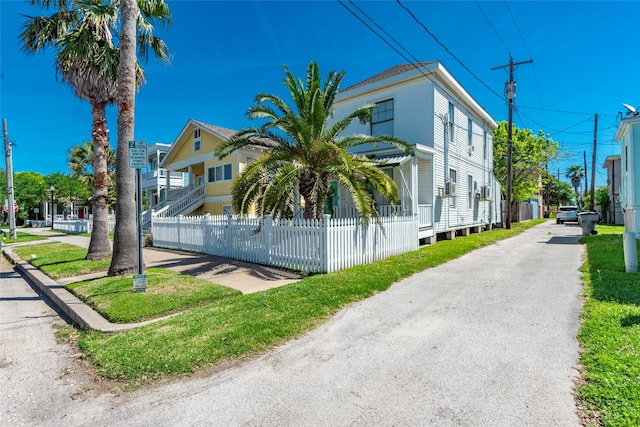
[20,0,171,267]
[215,62,411,225]
[109,0,139,276]
[566,164,585,208]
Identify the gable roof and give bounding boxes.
[338,61,497,128]
[341,61,438,92]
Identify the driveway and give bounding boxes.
[4,221,584,426]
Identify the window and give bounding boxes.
[468,175,474,209]
[625,145,628,171]
[449,168,457,207]
[222,205,232,216]
[371,99,394,136]
[483,131,488,160]
[448,103,455,143]
[193,128,201,151]
[207,164,232,183]
[468,119,473,148]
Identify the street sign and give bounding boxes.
[3,203,18,213]
[128,140,148,169]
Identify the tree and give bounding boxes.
[215,62,411,225]
[21,0,121,259]
[69,140,116,211]
[565,164,585,209]
[594,186,610,221]
[47,172,89,220]
[110,0,171,275]
[13,172,48,224]
[546,176,574,206]
[493,122,559,220]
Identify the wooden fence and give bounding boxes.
[152,214,419,273]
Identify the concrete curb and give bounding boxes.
[2,245,171,333]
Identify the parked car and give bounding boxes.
[556,206,579,224]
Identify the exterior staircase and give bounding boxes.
[142,185,205,231]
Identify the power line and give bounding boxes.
[475,1,510,54]
[395,0,505,102]
[336,0,438,83]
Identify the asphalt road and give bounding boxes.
[0,254,100,426]
[1,221,584,426]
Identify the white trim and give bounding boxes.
[205,195,232,203]
[164,152,215,171]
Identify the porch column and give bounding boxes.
[411,157,418,216]
[188,165,194,189]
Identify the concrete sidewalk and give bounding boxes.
[2,228,301,332]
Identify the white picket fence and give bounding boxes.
[152,214,419,273]
[51,219,116,234]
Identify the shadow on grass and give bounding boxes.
[583,233,640,306]
[621,315,640,328]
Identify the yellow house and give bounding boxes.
[159,119,265,216]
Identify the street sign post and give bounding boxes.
[129,140,147,292]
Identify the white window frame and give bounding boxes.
[468,118,473,148]
[193,128,201,152]
[449,168,457,208]
[207,163,232,183]
[371,99,394,136]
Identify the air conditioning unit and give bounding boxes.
[480,186,491,200]
[444,181,457,197]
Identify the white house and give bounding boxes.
[141,142,186,207]
[333,61,501,242]
[614,109,640,236]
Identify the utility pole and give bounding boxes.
[589,114,598,211]
[492,55,533,229]
[3,118,16,239]
[584,151,588,205]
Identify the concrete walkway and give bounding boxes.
[2,228,301,332]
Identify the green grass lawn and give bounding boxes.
[577,225,640,426]
[1,231,48,244]
[74,220,544,387]
[66,268,241,323]
[12,242,111,279]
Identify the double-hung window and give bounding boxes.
[193,128,201,152]
[208,164,232,183]
[371,99,394,136]
[468,118,473,149]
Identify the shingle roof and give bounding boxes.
[191,120,238,139]
[341,61,438,93]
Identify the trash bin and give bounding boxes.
[578,212,599,235]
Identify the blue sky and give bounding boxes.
[1,0,639,188]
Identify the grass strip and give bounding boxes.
[2,231,48,244]
[12,242,111,279]
[78,220,543,387]
[66,268,241,323]
[577,226,640,426]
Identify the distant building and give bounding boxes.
[614,109,640,235]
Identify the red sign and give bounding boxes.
[3,203,18,213]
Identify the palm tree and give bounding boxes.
[21,0,121,259]
[20,0,171,268]
[69,141,116,209]
[215,62,411,225]
[565,164,585,208]
[109,0,140,276]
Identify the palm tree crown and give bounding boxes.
[215,62,411,224]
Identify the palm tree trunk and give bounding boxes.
[109,0,139,276]
[86,101,112,260]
